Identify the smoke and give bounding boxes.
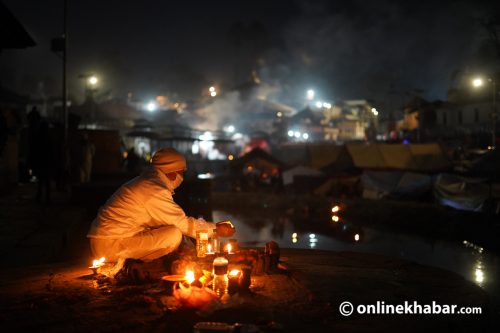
[259,0,489,108]
[188,82,285,134]
[192,91,243,131]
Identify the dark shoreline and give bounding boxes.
[212,192,500,256]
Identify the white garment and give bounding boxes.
[87,166,215,240]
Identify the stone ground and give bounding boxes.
[0,184,496,332]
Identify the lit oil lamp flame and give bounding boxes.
[229,269,241,277]
[91,257,105,268]
[185,270,195,284]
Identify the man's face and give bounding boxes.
[166,170,184,180]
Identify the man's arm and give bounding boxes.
[144,189,215,238]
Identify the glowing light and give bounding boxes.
[294,131,301,138]
[315,101,322,108]
[472,78,483,87]
[88,76,98,86]
[227,243,232,254]
[146,102,157,112]
[302,133,309,140]
[228,154,234,161]
[199,131,214,141]
[277,112,283,117]
[332,215,339,222]
[226,125,235,133]
[309,233,316,239]
[185,270,195,284]
[192,142,200,154]
[229,269,241,277]
[292,232,297,238]
[307,89,315,100]
[354,234,360,242]
[475,269,484,283]
[288,130,294,137]
[209,86,215,92]
[331,206,340,213]
[292,238,298,243]
[210,91,217,97]
[91,257,105,268]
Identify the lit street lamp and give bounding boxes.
[209,86,217,97]
[306,89,315,100]
[472,78,483,88]
[146,101,157,112]
[79,73,99,101]
[472,77,497,148]
[88,76,98,86]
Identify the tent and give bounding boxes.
[433,173,500,212]
[229,148,284,173]
[273,144,308,167]
[307,144,354,174]
[361,170,433,199]
[282,165,323,186]
[346,143,450,173]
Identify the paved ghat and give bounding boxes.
[0,249,492,332]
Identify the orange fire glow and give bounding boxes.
[185,270,195,284]
[91,257,105,268]
[229,269,241,277]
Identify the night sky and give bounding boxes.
[0,0,498,110]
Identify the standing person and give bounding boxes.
[79,132,95,183]
[87,147,235,276]
[34,121,54,204]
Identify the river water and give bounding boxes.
[213,210,500,307]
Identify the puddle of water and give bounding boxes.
[214,210,499,305]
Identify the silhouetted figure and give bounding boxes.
[125,148,141,174]
[79,132,95,183]
[0,111,7,157]
[26,107,41,177]
[52,122,68,191]
[33,120,53,204]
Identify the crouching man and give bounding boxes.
[87,147,235,277]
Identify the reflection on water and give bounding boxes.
[309,234,318,248]
[463,240,486,287]
[213,210,499,304]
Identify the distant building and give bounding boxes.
[287,100,378,143]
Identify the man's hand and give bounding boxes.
[216,220,235,237]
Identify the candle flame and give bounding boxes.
[229,269,240,277]
[227,243,232,253]
[207,243,212,253]
[185,270,195,284]
[92,257,105,268]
